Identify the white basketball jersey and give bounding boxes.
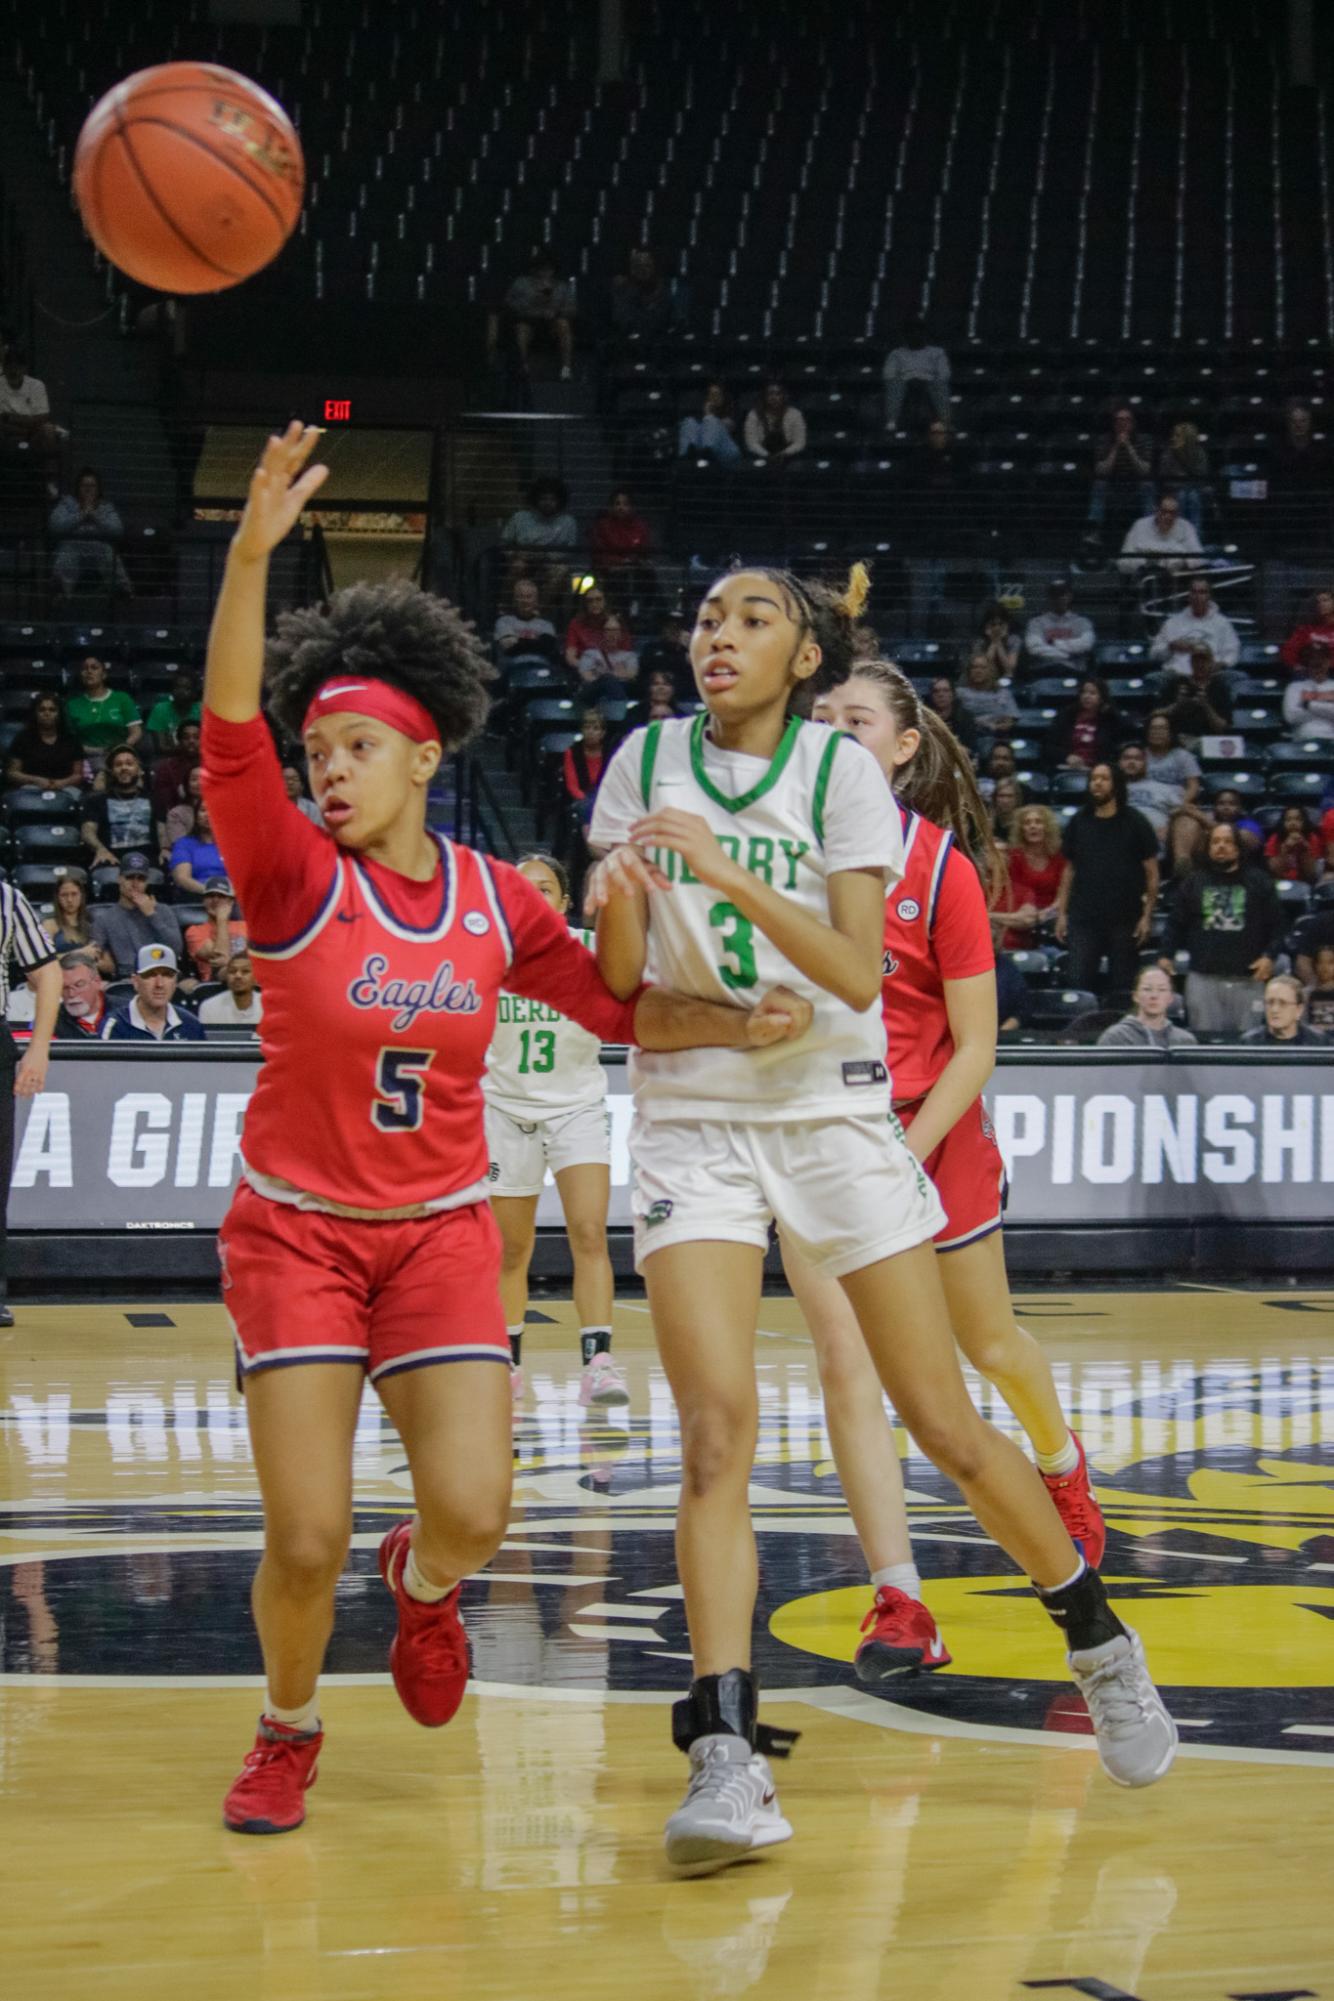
[589,713,903,1121]
[483,925,609,1119]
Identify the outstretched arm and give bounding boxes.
[204,422,329,724]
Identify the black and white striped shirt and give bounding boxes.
[0,880,58,1016]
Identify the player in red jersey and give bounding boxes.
[789,659,1107,1680]
[203,425,812,1835]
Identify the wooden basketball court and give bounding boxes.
[3,1286,1332,1999]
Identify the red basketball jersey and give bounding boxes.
[881,807,996,1102]
[244,839,523,1209]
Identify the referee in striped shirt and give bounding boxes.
[0,881,60,1326]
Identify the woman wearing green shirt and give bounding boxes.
[65,655,141,773]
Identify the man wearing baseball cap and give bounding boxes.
[184,875,247,981]
[90,852,185,981]
[103,942,205,1042]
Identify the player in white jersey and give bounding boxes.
[483,855,627,1408]
[589,565,1177,1876]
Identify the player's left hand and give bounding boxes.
[744,984,813,1046]
[14,1048,48,1097]
[629,809,737,891]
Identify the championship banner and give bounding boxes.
[12,1048,1334,1232]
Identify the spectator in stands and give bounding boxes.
[643,668,689,720]
[1241,973,1327,1046]
[184,876,247,980]
[1024,577,1095,669]
[49,468,131,598]
[494,253,576,380]
[1269,400,1333,497]
[198,950,263,1030]
[1211,786,1265,859]
[996,804,1067,949]
[1264,804,1323,884]
[0,349,64,497]
[1164,645,1233,743]
[5,692,82,792]
[988,776,1025,846]
[1157,421,1211,534]
[54,950,110,1039]
[677,381,740,461]
[1047,676,1120,769]
[493,577,557,657]
[66,655,141,773]
[149,717,202,819]
[925,674,976,753]
[143,668,201,750]
[956,651,1018,758]
[1281,646,1334,740]
[1279,588,1334,673]
[160,764,204,855]
[610,247,681,340]
[103,942,205,1042]
[501,478,578,592]
[994,951,1030,1031]
[639,612,691,686]
[1295,905,1334,983]
[1055,763,1160,996]
[1144,710,1208,871]
[976,602,1021,679]
[1097,965,1197,1049]
[1161,822,1282,1036]
[1304,945,1334,1032]
[91,852,184,979]
[576,612,638,699]
[1085,405,1154,544]
[743,380,807,465]
[282,764,323,826]
[977,741,1017,804]
[562,707,613,821]
[43,874,92,953]
[1118,740,1181,846]
[905,417,965,497]
[590,488,654,610]
[169,795,225,897]
[81,745,154,869]
[565,585,611,668]
[1119,492,1204,573]
[882,316,951,432]
[1150,572,1241,678]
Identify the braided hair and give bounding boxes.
[711,562,871,714]
[839,659,1007,906]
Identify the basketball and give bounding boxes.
[72,61,303,294]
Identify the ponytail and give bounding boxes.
[843,660,1008,907]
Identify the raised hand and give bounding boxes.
[233,421,330,564]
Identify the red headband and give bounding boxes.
[302,677,440,745]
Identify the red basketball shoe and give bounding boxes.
[223,1717,323,1834]
[853,1587,952,1684]
[378,1521,471,1727]
[1041,1434,1107,1570]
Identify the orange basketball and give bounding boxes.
[73,61,304,295]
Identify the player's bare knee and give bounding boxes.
[500,1233,533,1275]
[679,1403,755,1498]
[266,1521,349,1593]
[812,1323,878,1407]
[422,1491,508,1569]
[906,1412,988,1488]
[964,1325,1022,1385]
[567,1219,607,1264]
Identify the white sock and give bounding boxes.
[1042,1556,1087,1597]
[404,1544,456,1604]
[871,1561,922,1600]
[1035,1431,1080,1477]
[265,1693,320,1734]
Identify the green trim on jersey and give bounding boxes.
[688,711,803,815]
[811,729,843,847]
[640,720,663,808]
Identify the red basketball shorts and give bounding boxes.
[219,1180,509,1385]
[895,1096,1008,1253]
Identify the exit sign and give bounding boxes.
[323,398,351,421]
